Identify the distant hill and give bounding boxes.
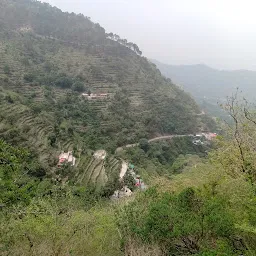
[151,60,256,102]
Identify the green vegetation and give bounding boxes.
[0,0,209,186]
[152,59,256,120]
[0,139,44,206]
[120,187,239,255]
[1,95,256,255]
[117,96,256,253]
[1,132,256,255]
[120,137,209,179]
[119,178,255,255]
[106,32,142,55]
[0,1,255,255]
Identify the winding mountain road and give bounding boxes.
[115,134,194,153]
[148,134,193,142]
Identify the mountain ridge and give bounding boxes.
[152,59,256,73]
[151,59,256,102]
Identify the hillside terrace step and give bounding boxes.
[95,169,108,188]
[2,106,27,115]
[87,160,102,184]
[80,158,95,184]
[18,116,34,125]
[91,164,104,183]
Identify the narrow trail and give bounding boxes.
[148,134,193,142]
[195,111,205,116]
[119,161,128,180]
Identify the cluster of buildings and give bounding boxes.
[192,132,217,145]
[57,151,76,168]
[112,162,147,199]
[57,149,107,169]
[202,132,217,140]
[57,149,106,168]
[82,93,108,100]
[129,163,147,189]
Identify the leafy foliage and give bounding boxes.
[106,32,142,55]
[123,137,209,178]
[1,1,253,255]
[212,92,256,184]
[123,171,136,191]
[118,186,250,255]
[0,140,46,206]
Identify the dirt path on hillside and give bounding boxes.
[119,161,128,179]
[196,111,205,116]
[148,134,192,142]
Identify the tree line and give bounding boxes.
[106,32,142,55]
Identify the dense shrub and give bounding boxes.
[72,81,85,92]
[24,72,37,82]
[119,187,243,255]
[55,76,73,88]
[4,95,14,103]
[3,64,10,75]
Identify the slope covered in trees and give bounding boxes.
[0,0,209,179]
[2,1,254,255]
[1,98,256,255]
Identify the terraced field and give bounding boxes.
[1,31,204,139]
[106,157,121,178]
[0,94,120,187]
[0,80,121,186]
[76,155,121,190]
[0,100,56,165]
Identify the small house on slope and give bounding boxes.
[202,132,217,140]
[57,151,76,168]
[82,93,108,100]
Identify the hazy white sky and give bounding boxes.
[43,0,256,70]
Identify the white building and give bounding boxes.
[58,151,76,167]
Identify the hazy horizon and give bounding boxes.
[43,0,256,71]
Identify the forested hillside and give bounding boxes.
[0,0,209,177]
[1,1,255,255]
